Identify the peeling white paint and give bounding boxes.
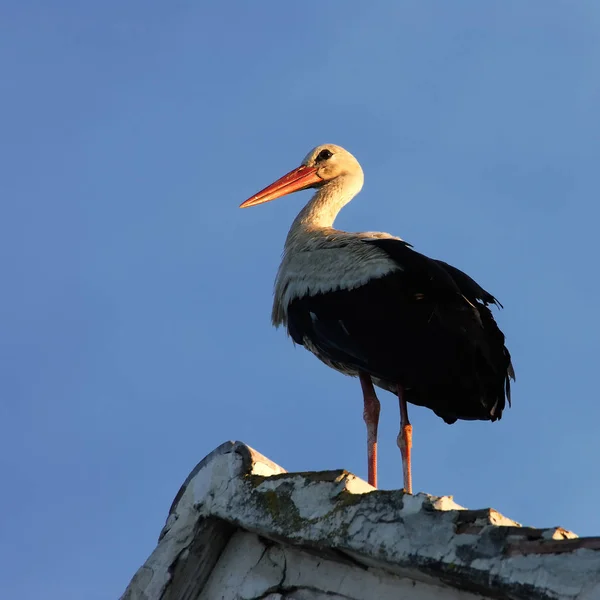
[122,441,600,600]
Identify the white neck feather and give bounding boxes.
[286,172,364,240]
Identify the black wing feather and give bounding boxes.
[434,259,502,308]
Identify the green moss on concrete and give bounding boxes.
[252,485,305,533]
[247,470,351,488]
[244,478,367,543]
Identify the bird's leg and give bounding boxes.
[359,372,380,488]
[396,384,413,494]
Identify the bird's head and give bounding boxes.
[240,144,364,208]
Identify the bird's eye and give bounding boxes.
[316,149,333,162]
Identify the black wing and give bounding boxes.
[287,238,513,424]
[434,259,502,308]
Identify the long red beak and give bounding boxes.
[240,165,322,208]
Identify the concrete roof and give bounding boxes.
[121,441,600,600]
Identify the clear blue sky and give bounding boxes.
[2,2,599,598]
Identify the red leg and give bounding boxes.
[396,384,413,494]
[359,373,380,488]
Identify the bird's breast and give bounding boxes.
[272,243,400,327]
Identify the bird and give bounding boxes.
[240,144,514,493]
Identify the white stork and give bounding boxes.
[240,144,514,493]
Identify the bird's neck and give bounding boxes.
[287,174,364,238]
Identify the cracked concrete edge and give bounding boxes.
[166,441,287,523]
[122,441,600,600]
[121,441,285,600]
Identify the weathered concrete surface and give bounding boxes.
[200,530,487,600]
[121,441,600,600]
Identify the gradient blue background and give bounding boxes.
[2,2,599,598]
